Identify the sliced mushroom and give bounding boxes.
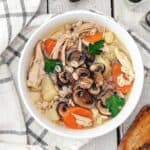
[57,71,71,84]
[56,102,69,117]
[94,72,104,86]
[73,89,95,109]
[88,83,101,95]
[82,50,95,63]
[90,63,105,73]
[77,77,93,89]
[100,90,114,105]
[75,67,90,78]
[59,86,72,98]
[67,50,85,68]
[96,101,111,116]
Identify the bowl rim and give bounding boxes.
[18,10,144,139]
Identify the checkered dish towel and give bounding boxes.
[0,1,150,150]
[0,1,89,150]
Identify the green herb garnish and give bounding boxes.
[105,94,125,117]
[88,40,105,55]
[44,59,63,73]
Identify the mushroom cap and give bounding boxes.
[100,90,114,105]
[77,77,93,89]
[67,50,85,68]
[73,89,95,109]
[90,63,105,73]
[57,70,72,85]
[94,72,104,87]
[75,67,90,78]
[88,83,101,95]
[56,101,69,117]
[96,101,111,116]
[83,50,95,63]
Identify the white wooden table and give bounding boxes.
[38,0,150,149]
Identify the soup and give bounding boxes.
[27,21,134,129]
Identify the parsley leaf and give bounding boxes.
[105,94,125,117]
[88,40,105,55]
[44,59,62,73]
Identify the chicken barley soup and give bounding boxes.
[27,21,135,129]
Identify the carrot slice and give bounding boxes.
[83,32,103,43]
[112,63,122,82]
[63,107,93,129]
[44,39,56,55]
[112,63,132,94]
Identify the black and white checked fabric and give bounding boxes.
[0,11,89,150]
[0,1,150,149]
[0,0,41,53]
[0,0,89,149]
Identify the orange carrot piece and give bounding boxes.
[44,39,56,55]
[63,107,93,129]
[83,32,103,43]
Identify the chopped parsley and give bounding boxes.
[88,40,104,55]
[44,59,62,73]
[105,94,125,117]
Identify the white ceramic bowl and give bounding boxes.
[18,10,144,139]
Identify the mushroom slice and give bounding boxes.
[94,72,104,86]
[67,50,85,68]
[77,77,93,89]
[90,63,105,73]
[88,83,101,95]
[73,89,95,109]
[96,101,111,116]
[82,50,95,63]
[57,70,71,84]
[56,102,69,117]
[100,90,114,105]
[75,67,90,78]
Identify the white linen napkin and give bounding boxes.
[0,1,150,150]
[0,0,89,150]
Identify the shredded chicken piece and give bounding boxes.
[72,114,93,127]
[117,73,132,87]
[51,38,66,59]
[61,40,68,66]
[90,28,97,35]
[95,24,106,33]
[27,41,45,89]
[78,38,82,52]
[75,22,95,34]
[114,48,134,83]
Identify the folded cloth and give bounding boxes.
[0,11,89,150]
[0,0,41,54]
[0,1,150,150]
[0,0,89,149]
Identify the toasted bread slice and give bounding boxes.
[118,105,150,150]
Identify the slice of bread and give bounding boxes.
[118,105,150,150]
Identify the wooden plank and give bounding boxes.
[48,0,111,15]
[114,0,150,142]
[81,131,117,150]
[47,0,117,150]
[114,0,150,42]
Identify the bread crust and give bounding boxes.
[118,105,150,150]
